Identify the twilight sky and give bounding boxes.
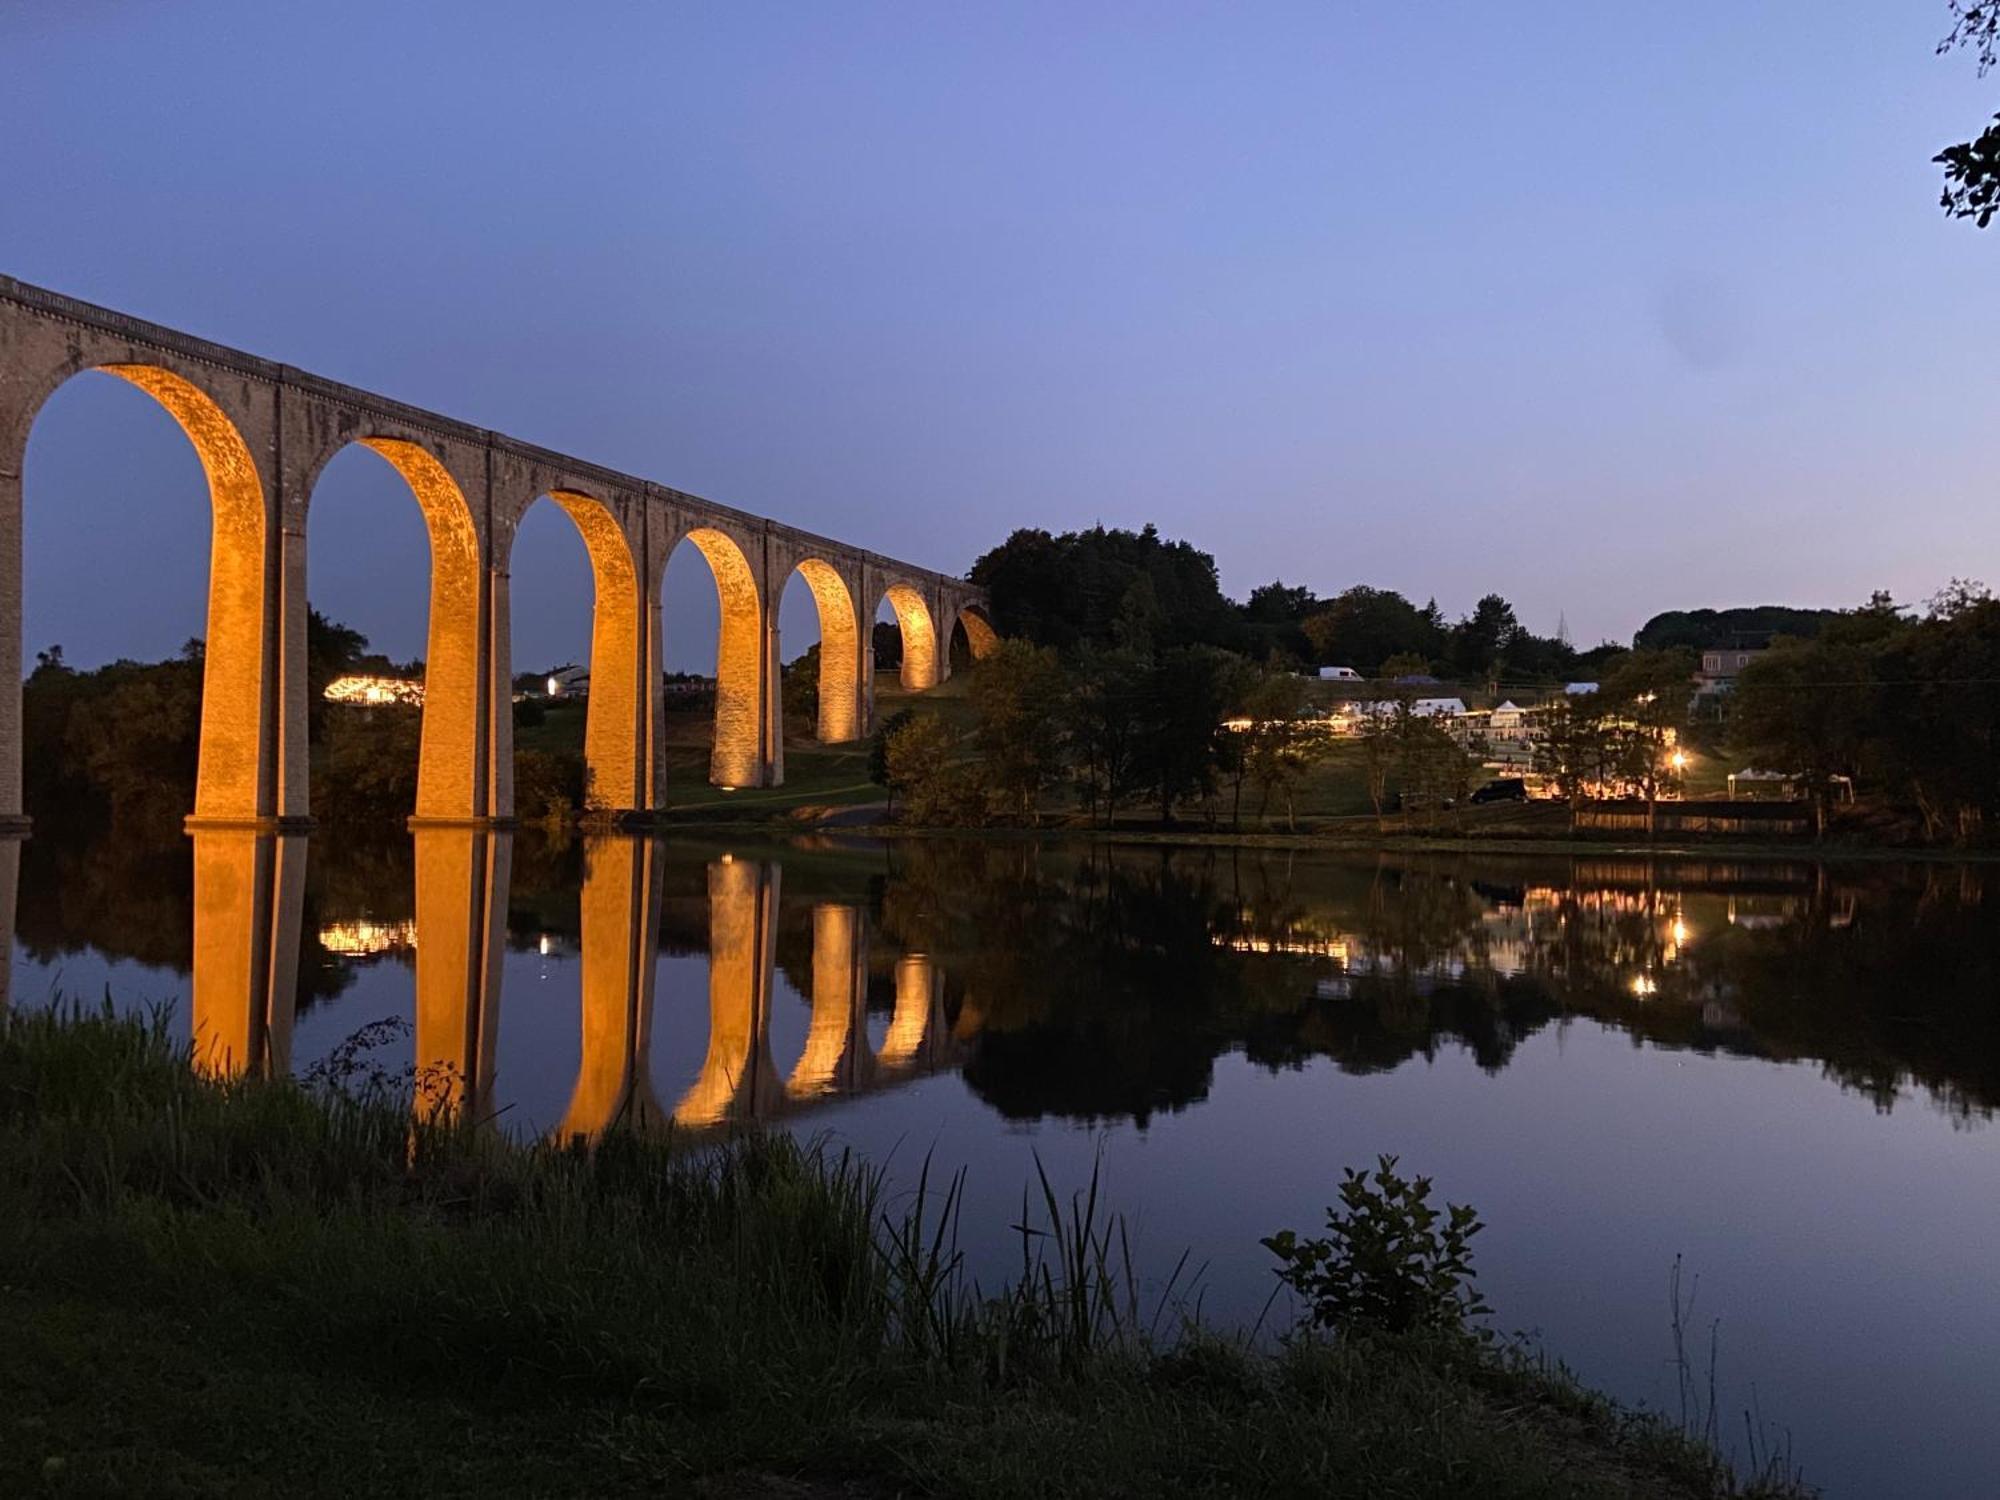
[2,1,1994,670]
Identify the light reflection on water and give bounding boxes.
[7,829,1999,1499]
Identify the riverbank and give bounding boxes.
[642,806,2000,866]
[0,1007,1804,1498]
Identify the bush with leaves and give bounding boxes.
[969,639,1069,823]
[886,714,987,825]
[1263,1156,1489,1338]
[515,749,587,828]
[869,708,915,798]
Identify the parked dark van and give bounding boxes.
[1469,777,1528,805]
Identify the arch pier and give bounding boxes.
[0,275,990,828]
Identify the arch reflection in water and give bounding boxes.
[171,832,969,1140]
[787,902,868,1101]
[411,829,513,1121]
[549,846,966,1134]
[556,837,665,1142]
[675,865,958,1128]
[675,856,782,1129]
[189,831,306,1077]
[877,953,944,1072]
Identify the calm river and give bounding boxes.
[9,828,1997,1498]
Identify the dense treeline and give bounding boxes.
[969,524,1606,683]
[1731,584,2000,842]
[22,644,203,839]
[929,523,1644,830]
[21,611,586,834]
[966,524,1242,655]
[1633,605,1843,653]
[878,638,1490,829]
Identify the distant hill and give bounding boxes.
[1633,605,1845,652]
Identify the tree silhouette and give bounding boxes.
[1938,2,2000,225]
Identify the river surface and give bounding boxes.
[7,826,1997,1499]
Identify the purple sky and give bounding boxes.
[3,1,1994,670]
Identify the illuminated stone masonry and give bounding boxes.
[0,275,996,828]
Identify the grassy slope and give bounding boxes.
[525,686,970,819]
[0,1009,1807,1499]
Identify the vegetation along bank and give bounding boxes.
[0,1005,1808,1498]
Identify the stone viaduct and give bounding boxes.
[0,275,998,830]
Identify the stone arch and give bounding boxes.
[12,363,273,823]
[949,602,1000,670]
[509,490,645,814]
[958,603,999,659]
[303,438,485,821]
[880,581,939,691]
[788,558,861,743]
[667,527,765,789]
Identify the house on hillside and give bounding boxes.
[1699,647,1763,684]
[544,664,591,699]
[1694,647,1765,717]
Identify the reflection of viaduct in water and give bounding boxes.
[0,276,997,832]
[17,830,961,1126]
[564,849,960,1140]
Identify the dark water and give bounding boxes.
[9,827,1999,1499]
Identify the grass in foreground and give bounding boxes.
[0,1006,1810,1498]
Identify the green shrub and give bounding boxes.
[1263,1155,1489,1338]
[515,749,587,826]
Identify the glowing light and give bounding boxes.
[1669,749,1690,771]
[324,673,423,707]
[547,675,561,697]
[1630,974,1657,998]
[1220,934,1354,961]
[1671,918,1690,946]
[318,918,418,956]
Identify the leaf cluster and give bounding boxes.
[1938,2,2000,225]
[1263,1155,1490,1339]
